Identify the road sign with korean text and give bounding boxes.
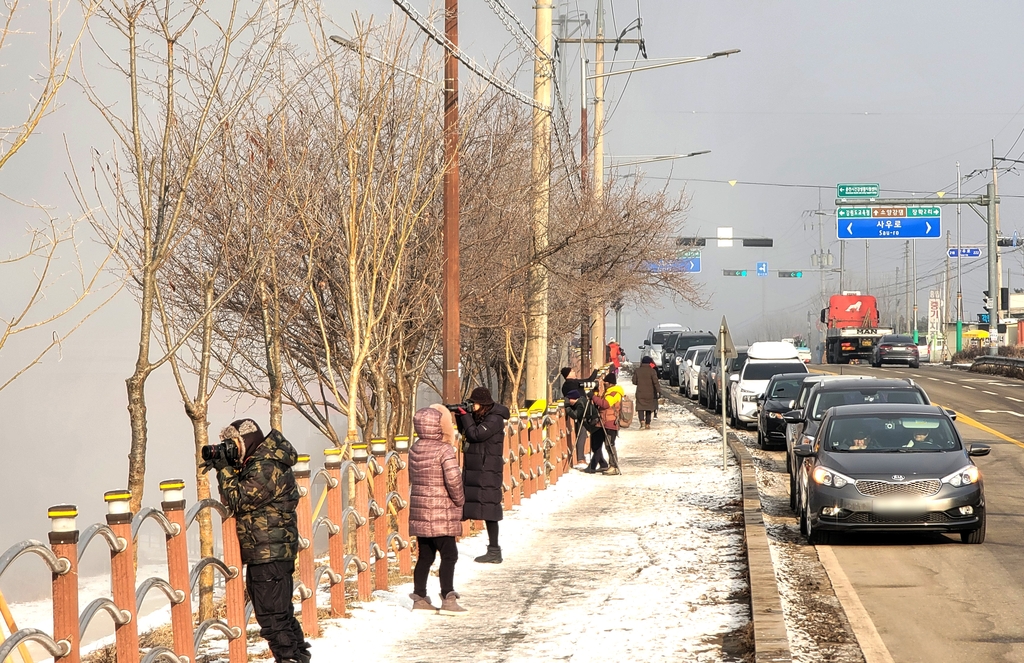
[837,206,941,239]
[837,183,880,199]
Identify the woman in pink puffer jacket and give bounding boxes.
[408,404,467,615]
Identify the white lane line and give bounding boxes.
[1008,397,1024,403]
[926,377,939,381]
[818,545,896,663]
[984,391,998,395]
[962,385,976,390]
[943,380,956,385]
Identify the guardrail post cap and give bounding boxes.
[324,448,343,467]
[158,479,186,503]
[351,443,369,462]
[48,504,78,533]
[394,436,410,452]
[103,490,132,515]
[370,438,387,456]
[294,454,310,473]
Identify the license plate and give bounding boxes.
[861,339,873,347]
[872,498,923,513]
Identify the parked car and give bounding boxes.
[640,323,687,377]
[728,342,808,429]
[756,373,808,450]
[680,345,714,398]
[794,403,988,545]
[658,331,681,381]
[871,334,920,368]
[784,377,930,510]
[697,351,721,409]
[664,332,717,386]
[720,347,749,416]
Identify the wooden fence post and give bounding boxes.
[160,479,196,663]
[293,455,319,638]
[104,491,139,663]
[351,444,373,601]
[369,439,389,591]
[324,448,346,617]
[394,436,412,575]
[47,505,80,663]
[221,513,246,663]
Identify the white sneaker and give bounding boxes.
[574,463,588,470]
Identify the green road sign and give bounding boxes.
[778,271,803,278]
[837,183,879,199]
[723,269,747,277]
[679,249,701,259]
[837,207,872,218]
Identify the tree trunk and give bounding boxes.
[190,409,215,622]
[259,280,284,430]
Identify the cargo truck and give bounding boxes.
[820,293,893,364]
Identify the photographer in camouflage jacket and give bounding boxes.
[212,419,310,663]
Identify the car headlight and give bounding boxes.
[675,356,682,364]
[742,393,759,402]
[942,465,980,487]
[767,412,784,419]
[812,466,854,488]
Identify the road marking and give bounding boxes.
[962,385,976,390]
[976,409,1024,418]
[940,407,1024,450]
[983,391,998,395]
[926,377,939,381]
[818,545,895,663]
[943,380,956,385]
[1008,397,1024,403]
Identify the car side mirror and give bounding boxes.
[794,444,814,457]
[968,444,991,457]
[756,394,765,403]
[638,345,645,350]
[783,413,804,425]
[729,374,739,383]
[945,408,958,421]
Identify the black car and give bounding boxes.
[784,377,931,510]
[871,334,920,368]
[794,403,989,545]
[698,351,721,409]
[756,373,808,450]
[663,332,717,386]
[656,331,682,379]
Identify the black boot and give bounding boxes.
[474,545,502,564]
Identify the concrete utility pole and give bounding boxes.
[905,241,910,334]
[912,239,918,343]
[589,0,607,364]
[441,0,461,404]
[993,141,1003,327]
[987,182,998,354]
[525,0,553,405]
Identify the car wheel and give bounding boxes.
[961,512,986,544]
[808,522,832,546]
[757,428,765,449]
[910,362,920,369]
[789,471,797,511]
[871,359,880,368]
[678,382,685,395]
[786,449,791,474]
[729,408,738,428]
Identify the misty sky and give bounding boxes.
[2,0,1023,580]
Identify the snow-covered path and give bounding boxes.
[309,398,751,662]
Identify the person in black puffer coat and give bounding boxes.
[457,386,510,564]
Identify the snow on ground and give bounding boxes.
[308,391,751,663]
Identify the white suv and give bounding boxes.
[728,341,808,428]
[679,345,713,398]
[639,323,687,376]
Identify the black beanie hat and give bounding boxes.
[469,386,495,406]
[560,367,571,379]
[603,372,617,385]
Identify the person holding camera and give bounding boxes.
[585,372,624,475]
[454,386,509,564]
[408,405,467,614]
[208,419,310,663]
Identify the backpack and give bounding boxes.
[617,394,634,428]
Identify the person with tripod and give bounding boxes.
[584,372,624,475]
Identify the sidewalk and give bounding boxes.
[308,396,751,662]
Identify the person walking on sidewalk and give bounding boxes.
[456,386,510,563]
[408,405,468,615]
[632,356,660,430]
[586,373,624,475]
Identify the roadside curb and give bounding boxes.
[728,436,793,663]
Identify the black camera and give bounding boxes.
[201,441,240,468]
[579,380,597,391]
[444,398,474,414]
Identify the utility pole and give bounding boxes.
[944,230,951,323]
[987,182,998,354]
[442,0,461,404]
[589,0,606,363]
[865,240,870,294]
[525,0,553,405]
[993,141,1004,330]
[904,241,910,334]
[912,239,918,343]
[956,161,963,352]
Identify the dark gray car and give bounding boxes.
[794,404,989,545]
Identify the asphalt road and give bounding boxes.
[671,363,1024,661]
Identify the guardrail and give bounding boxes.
[0,405,571,662]
[972,355,1024,368]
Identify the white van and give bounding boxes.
[639,323,687,375]
[728,341,808,428]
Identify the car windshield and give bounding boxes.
[694,349,710,363]
[811,389,925,420]
[652,331,675,345]
[769,378,805,398]
[882,335,915,345]
[743,362,807,381]
[826,415,960,452]
[728,353,748,371]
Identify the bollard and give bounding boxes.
[48,504,80,663]
[502,424,513,511]
[221,512,246,663]
[395,436,412,575]
[293,455,319,638]
[324,448,346,617]
[160,480,196,663]
[104,491,139,663]
[369,440,389,591]
[352,444,373,601]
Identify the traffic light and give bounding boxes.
[778,271,803,278]
[723,269,748,277]
[982,290,993,311]
[742,238,774,247]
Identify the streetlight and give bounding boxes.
[587,49,739,80]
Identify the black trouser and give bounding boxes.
[485,520,499,547]
[638,410,653,425]
[588,428,608,470]
[414,535,458,597]
[573,426,588,464]
[246,560,309,663]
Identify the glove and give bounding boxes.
[456,407,468,416]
